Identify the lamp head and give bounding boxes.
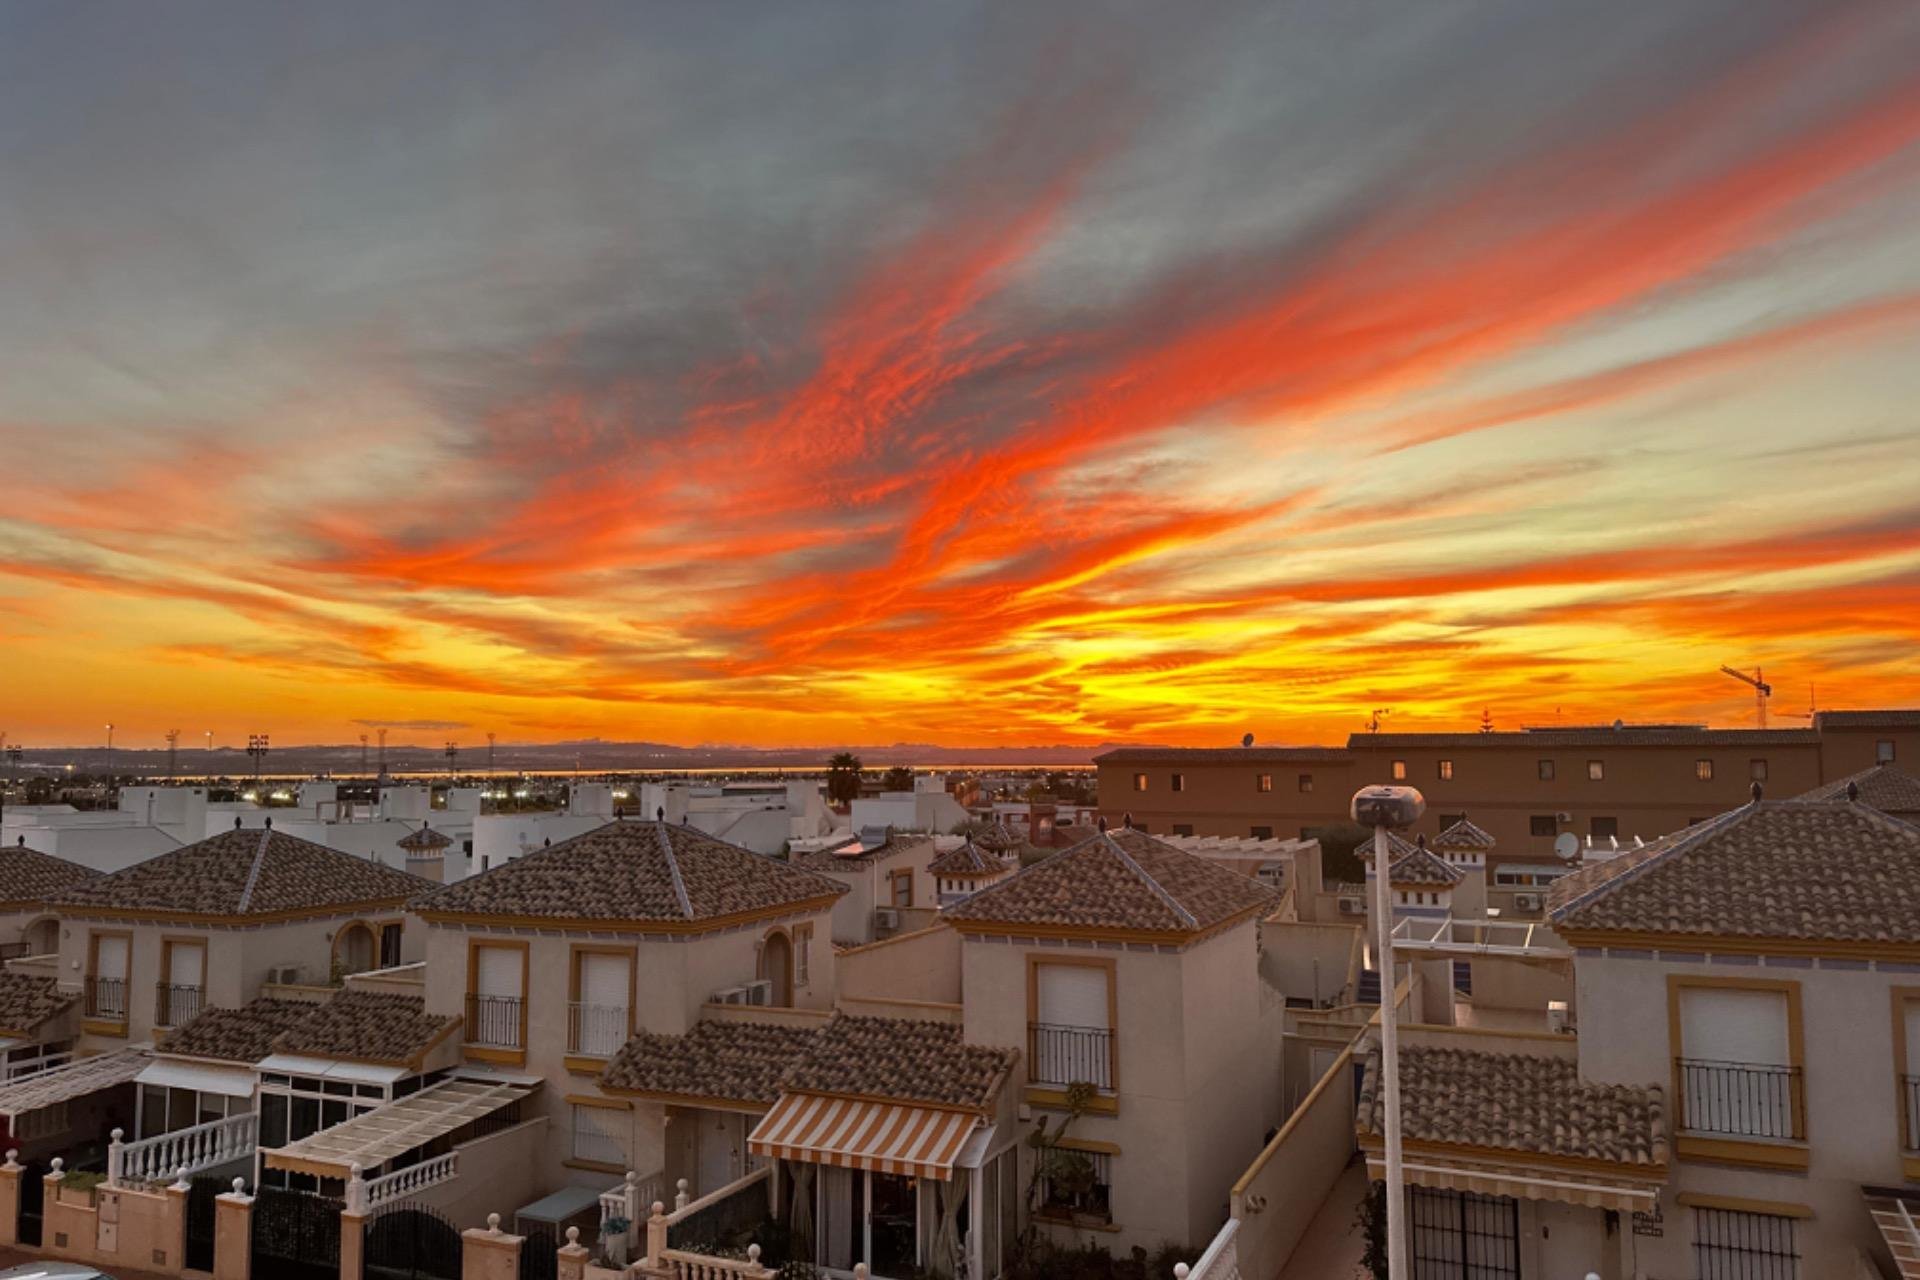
[1351,784,1425,830]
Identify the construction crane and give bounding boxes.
[1777,684,1817,722]
[1720,665,1773,729]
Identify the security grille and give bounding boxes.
[1693,1207,1799,1280]
[1409,1187,1519,1280]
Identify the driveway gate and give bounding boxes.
[252,1185,343,1280]
[364,1202,463,1280]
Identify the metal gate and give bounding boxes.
[15,1159,44,1247]
[252,1185,344,1280]
[364,1203,463,1280]
[520,1223,558,1280]
[184,1173,225,1271]
[1410,1186,1521,1280]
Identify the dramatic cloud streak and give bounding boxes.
[2,1,1919,749]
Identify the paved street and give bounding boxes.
[0,1245,182,1279]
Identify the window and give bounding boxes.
[1169,773,1184,793]
[1038,1145,1112,1226]
[1696,759,1713,781]
[1587,760,1605,781]
[1250,825,1273,840]
[379,923,403,969]
[1171,824,1194,837]
[570,1102,627,1168]
[1750,758,1769,782]
[890,868,914,909]
[570,948,633,1057]
[1410,1189,1520,1280]
[1591,816,1618,841]
[794,923,812,989]
[1031,960,1113,1091]
[1692,1207,1799,1280]
[1881,740,1898,764]
[1256,773,1273,793]
[87,931,130,1021]
[159,939,206,1027]
[1436,760,1454,781]
[14,1101,69,1143]
[1391,760,1407,781]
[1131,773,1147,792]
[1298,774,1313,793]
[1529,815,1558,838]
[1537,759,1555,780]
[1673,980,1800,1139]
[468,942,527,1050]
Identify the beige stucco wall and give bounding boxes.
[1232,1041,1355,1280]
[836,924,962,1005]
[1577,951,1908,1277]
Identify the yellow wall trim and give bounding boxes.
[1675,1192,1813,1219]
[1673,1135,1809,1171]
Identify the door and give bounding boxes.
[471,946,523,1047]
[696,1111,742,1197]
[1410,1188,1519,1280]
[761,933,792,1008]
[91,934,129,1018]
[162,941,206,1026]
[576,952,630,1056]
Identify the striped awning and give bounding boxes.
[748,1093,981,1181]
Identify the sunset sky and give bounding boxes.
[4,2,1920,751]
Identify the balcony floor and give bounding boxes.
[1277,1160,1369,1280]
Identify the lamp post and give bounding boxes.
[1351,783,1425,1280]
[104,723,114,804]
[247,734,269,784]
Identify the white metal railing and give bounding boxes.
[1175,1218,1241,1280]
[110,1112,258,1187]
[364,1152,460,1208]
[599,1168,666,1248]
[568,1002,631,1057]
[2,1049,73,1082]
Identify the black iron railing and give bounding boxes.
[465,993,524,1049]
[1029,1022,1113,1091]
[1675,1057,1803,1140]
[155,983,204,1028]
[86,976,127,1021]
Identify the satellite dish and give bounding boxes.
[1553,831,1580,862]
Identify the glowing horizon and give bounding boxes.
[4,4,1920,751]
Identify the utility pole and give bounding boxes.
[205,731,214,775]
[487,732,496,778]
[104,723,115,804]
[377,728,388,779]
[166,729,180,781]
[445,740,459,780]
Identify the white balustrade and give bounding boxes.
[658,1243,776,1279]
[110,1112,258,1187]
[364,1151,459,1208]
[1175,1218,1241,1280]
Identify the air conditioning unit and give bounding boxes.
[267,964,303,986]
[1338,897,1365,916]
[1514,893,1542,912]
[873,907,901,933]
[1554,812,1572,824]
[743,980,773,1006]
[712,985,750,1005]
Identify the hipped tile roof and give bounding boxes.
[52,827,423,919]
[927,839,1005,878]
[1548,798,1920,944]
[789,833,932,872]
[271,990,456,1065]
[161,999,316,1063]
[942,827,1276,936]
[1357,1040,1666,1169]
[0,839,101,908]
[0,972,77,1033]
[1433,818,1496,851]
[1794,765,1920,816]
[411,820,847,924]
[779,1014,1015,1111]
[1386,846,1465,887]
[600,1018,823,1105]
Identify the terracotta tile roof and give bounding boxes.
[1349,728,1816,749]
[942,827,1277,936]
[600,1018,823,1105]
[1816,709,1920,729]
[396,825,453,853]
[789,833,933,872]
[970,820,1019,856]
[1794,765,1920,816]
[1387,846,1465,887]
[1548,799,1920,944]
[161,999,316,1063]
[927,839,1004,878]
[1361,832,1422,865]
[1357,1040,1666,1169]
[1093,746,1351,764]
[411,820,846,925]
[0,972,77,1033]
[779,1014,1015,1111]
[1433,818,1496,851]
[0,839,101,908]
[52,827,424,919]
[270,991,456,1065]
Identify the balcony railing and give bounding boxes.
[155,983,204,1028]
[465,993,525,1049]
[86,976,127,1021]
[110,1111,257,1187]
[1029,1022,1114,1091]
[1905,1075,1920,1152]
[1675,1057,1803,1140]
[569,1002,631,1058]
[0,942,34,963]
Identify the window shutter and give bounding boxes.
[95,936,129,980]
[1037,965,1109,1030]
[1679,987,1789,1065]
[581,953,629,1012]
[475,946,522,998]
[170,944,206,988]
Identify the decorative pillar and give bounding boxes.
[674,1177,690,1211]
[644,1199,668,1267]
[462,1212,523,1280]
[0,1149,22,1248]
[107,1127,125,1187]
[213,1177,253,1280]
[42,1158,69,1258]
[556,1226,590,1280]
[157,1167,193,1276]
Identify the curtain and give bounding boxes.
[930,1172,969,1278]
[788,1162,816,1264]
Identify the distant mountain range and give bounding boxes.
[7,738,1117,775]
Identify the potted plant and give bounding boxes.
[603,1217,631,1267]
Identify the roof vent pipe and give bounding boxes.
[1750,781,1763,803]
[1846,780,1860,802]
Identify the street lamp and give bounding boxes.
[1351,783,1426,1280]
[104,723,114,803]
[247,733,270,783]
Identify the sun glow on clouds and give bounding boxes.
[3,3,1920,747]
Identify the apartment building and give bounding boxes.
[789,828,943,946]
[0,838,98,959]
[1096,707,1920,863]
